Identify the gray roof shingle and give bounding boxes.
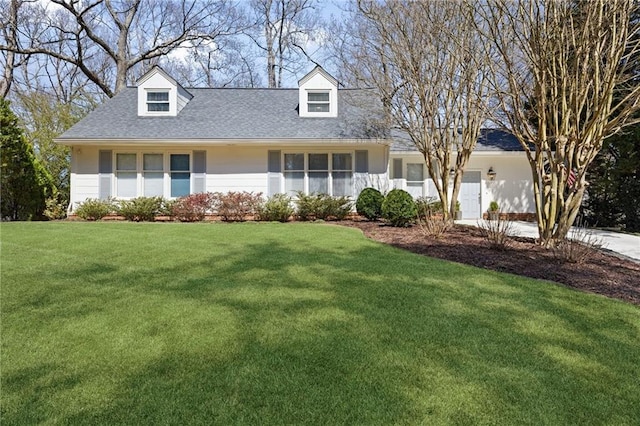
[58,86,522,153]
[58,87,386,141]
[390,128,523,152]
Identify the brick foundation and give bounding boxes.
[481,212,537,222]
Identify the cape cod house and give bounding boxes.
[56,66,535,219]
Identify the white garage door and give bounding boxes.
[460,171,481,219]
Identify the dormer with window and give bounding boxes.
[298,66,338,118]
[136,66,192,117]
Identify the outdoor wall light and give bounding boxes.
[487,166,497,181]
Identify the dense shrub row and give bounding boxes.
[74,188,447,227]
[294,192,352,221]
[73,191,354,222]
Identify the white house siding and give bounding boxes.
[68,143,389,210]
[70,146,100,205]
[207,146,269,193]
[136,72,179,117]
[298,68,338,118]
[470,154,534,214]
[207,144,388,196]
[176,86,191,113]
[388,151,533,218]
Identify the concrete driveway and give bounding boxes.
[456,220,640,262]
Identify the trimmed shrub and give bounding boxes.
[116,197,164,222]
[356,187,384,220]
[159,198,176,217]
[214,191,263,222]
[171,192,215,222]
[75,198,114,221]
[295,192,320,221]
[44,196,67,220]
[295,192,353,221]
[415,196,443,219]
[258,194,294,222]
[382,189,417,227]
[315,195,352,220]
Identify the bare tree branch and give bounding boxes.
[477,0,640,245]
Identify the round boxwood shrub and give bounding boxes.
[382,189,417,227]
[356,187,384,220]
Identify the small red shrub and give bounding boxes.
[171,192,216,222]
[214,191,263,222]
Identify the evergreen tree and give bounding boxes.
[581,5,640,231]
[0,99,53,220]
[583,125,640,231]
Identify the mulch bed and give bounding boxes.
[340,220,640,306]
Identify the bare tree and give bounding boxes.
[338,0,492,221]
[479,0,640,246]
[161,37,263,88]
[1,0,244,97]
[0,0,35,99]
[246,0,323,88]
[0,0,18,98]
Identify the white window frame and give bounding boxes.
[142,153,165,197]
[307,91,330,113]
[331,153,353,197]
[169,152,191,198]
[111,150,193,199]
[282,151,354,197]
[406,163,425,198]
[146,90,170,113]
[115,153,138,199]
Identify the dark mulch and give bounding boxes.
[341,220,640,306]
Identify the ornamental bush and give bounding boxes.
[295,192,353,221]
[171,192,215,222]
[214,191,263,222]
[116,197,164,222]
[415,196,443,219]
[75,198,115,221]
[295,192,320,221]
[382,189,417,227]
[318,195,352,220]
[258,193,294,222]
[356,187,384,220]
[44,195,67,220]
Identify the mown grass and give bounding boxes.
[1,222,639,425]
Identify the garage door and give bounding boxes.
[460,171,481,219]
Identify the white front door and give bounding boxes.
[460,171,481,219]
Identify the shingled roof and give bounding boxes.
[57,87,387,142]
[390,128,523,152]
[57,85,522,153]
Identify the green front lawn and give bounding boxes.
[2,222,639,425]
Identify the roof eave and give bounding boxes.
[55,137,393,146]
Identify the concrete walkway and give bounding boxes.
[456,220,640,262]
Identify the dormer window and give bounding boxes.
[298,66,338,118]
[308,91,330,113]
[147,91,170,112]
